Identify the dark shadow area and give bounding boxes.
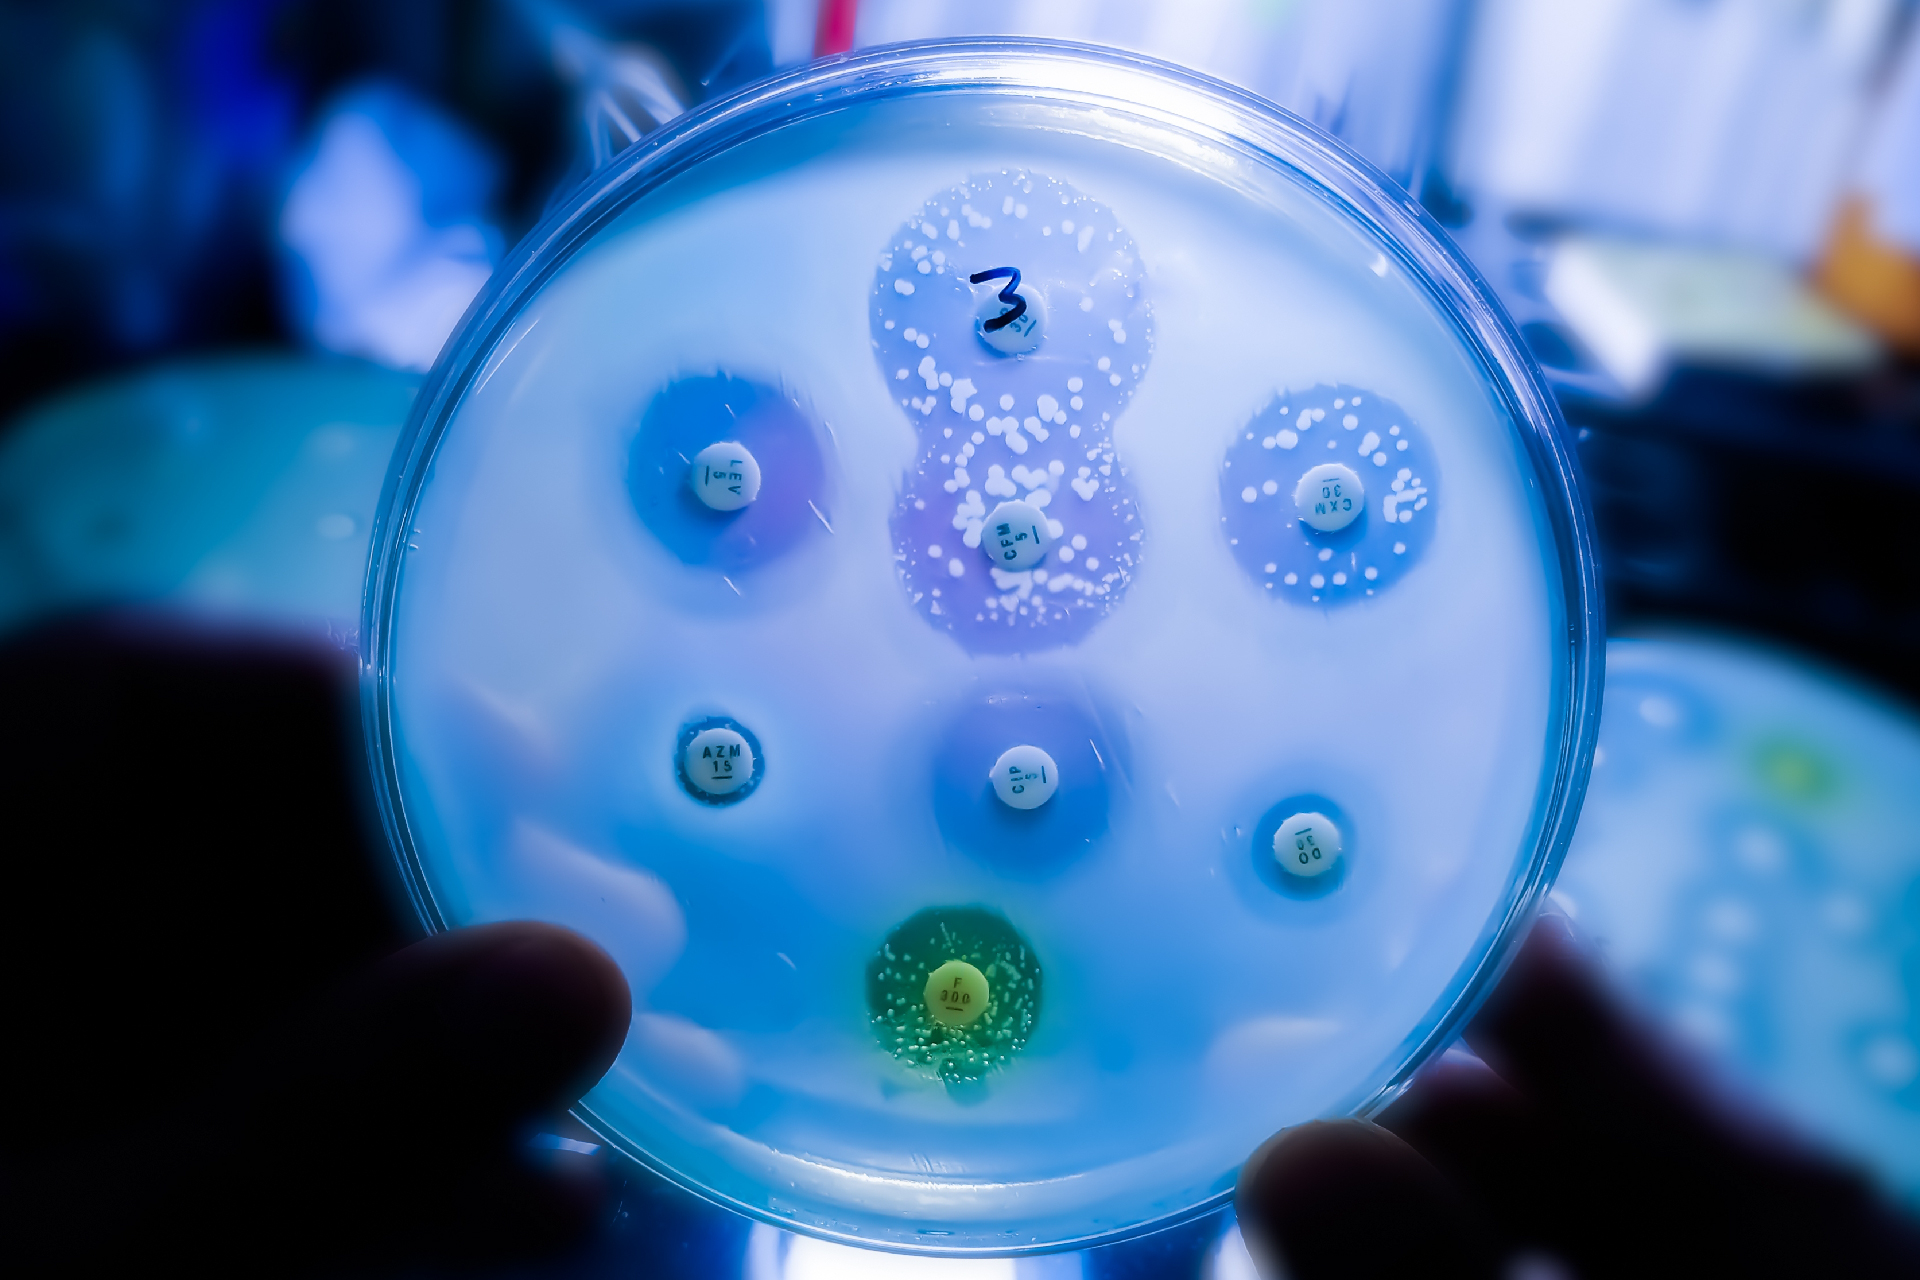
[0,612,407,1152]
[1568,363,1920,705]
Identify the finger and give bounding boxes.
[1464,914,1920,1277]
[232,922,634,1264]
[1463,913,1705,1137]
[1463,912,1817,1168]
[277,920,634,1139]
[1379,1050,1534,1190]
[1236,1120,1499,1280]
[6,922,635,1272]
[1378,1051,1575,1260]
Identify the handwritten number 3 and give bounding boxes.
[970,266,1027,332]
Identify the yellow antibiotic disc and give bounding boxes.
[924,959,991,1028]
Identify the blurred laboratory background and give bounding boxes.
[2,1,1916,1276]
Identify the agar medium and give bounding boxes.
[362,42,1599,1252]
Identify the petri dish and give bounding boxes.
[1557,635,1920,1206]
[362,40,1600,1252]
[0,354,414,638]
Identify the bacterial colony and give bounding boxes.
[641,170,1441,1082]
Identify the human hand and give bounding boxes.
[0,621,632,1275]
[6,920,631,1275]
[1234,915,1920,1279]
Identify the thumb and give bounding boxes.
[248,920,634,1263]
[267,919,633,1141]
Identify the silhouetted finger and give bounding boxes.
[1463,914,1710,1138]
[267,920,633,1140]
[15,922,636,1273]
[232,922,633,1258]
[1462,914,1920,1277]
[1236,1120,1498,1280]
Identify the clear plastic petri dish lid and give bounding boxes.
[363,40,1602,1255]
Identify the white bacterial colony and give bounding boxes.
[1218,386,1436,604]
[871,170,1152,652]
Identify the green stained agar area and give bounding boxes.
[1754,738,1836,802]
[867,906,1041,1082]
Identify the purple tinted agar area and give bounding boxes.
[930,685,1122,880]
[627,373,828,575]
[871,170,1152,652]
[1219,385,1436,605]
